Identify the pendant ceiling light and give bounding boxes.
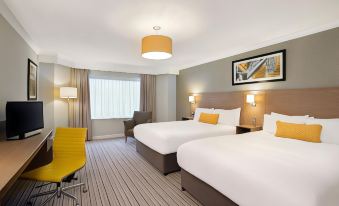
[142,26,172,60]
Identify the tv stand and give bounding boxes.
[5,129,42,141]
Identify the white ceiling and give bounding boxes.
[2,0,339,74]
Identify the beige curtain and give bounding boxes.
[69,68,93,140]
[140,74,156,121]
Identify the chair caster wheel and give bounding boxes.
[83,188,88,193]
[76,204,80,206]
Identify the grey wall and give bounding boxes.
[54,64,72,128]
[39,63,55,130]
[0,14,38,120]
[156,74,177,122]
[0,14,55,132]
[177,28,339,119]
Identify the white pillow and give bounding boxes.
[271,112,309,118]
[193,108,214,121]
[214,108,241,126]
[306,118,339,144]
[263,113,309,134]
[263,114,275,134]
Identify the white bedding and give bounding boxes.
[177,131,339,206]
[134,120,235,155]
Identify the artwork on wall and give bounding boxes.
[27,59,38,100]
[232,49,286,85]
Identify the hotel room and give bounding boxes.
[0,0,339,206]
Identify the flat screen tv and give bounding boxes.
[6,101,44,139]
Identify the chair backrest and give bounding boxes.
[53,128,87,160]
[133,111,152,125]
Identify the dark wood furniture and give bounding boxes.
[182,116,193,121]
[236,125,262,134]
[123,111,152,142]
[181,169,238,206]
[0,129,53,202]
[136,140,180,175]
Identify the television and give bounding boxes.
[6,101,44,139]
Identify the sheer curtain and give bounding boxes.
[89,78,140,119]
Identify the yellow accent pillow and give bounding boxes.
[199,112,219,125]
[275,121,322,143]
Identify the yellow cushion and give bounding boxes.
[275,121,322,143]
[199,112,219,125]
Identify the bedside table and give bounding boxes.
[182,117,193,121]
[236,125,262,134]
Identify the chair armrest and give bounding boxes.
[123,119,136,131]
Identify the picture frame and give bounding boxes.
[232,49,286,85]
[27,59,38,100]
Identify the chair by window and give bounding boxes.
[123,111,152,142]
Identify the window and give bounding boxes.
[89,78,140,119]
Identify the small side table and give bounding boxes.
[236,125,263,134]
[182,117,194,121]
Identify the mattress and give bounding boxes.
[177,131,339,206]
[134,120,236,155]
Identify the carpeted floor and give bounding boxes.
[3,138,201,206]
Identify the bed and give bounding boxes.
[178,130,339,206]
[134,110,238,175]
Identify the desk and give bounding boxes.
[0,129,53,202]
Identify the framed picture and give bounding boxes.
[232,49,286,85]
[27,59,38,100]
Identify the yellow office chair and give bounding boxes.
[21,128,88,206]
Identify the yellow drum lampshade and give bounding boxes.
[142,35,172,60]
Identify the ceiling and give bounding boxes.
[2,0,339,74]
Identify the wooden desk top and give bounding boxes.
[0,129,53,199]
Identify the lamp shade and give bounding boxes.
[188,95,195,103]
[142,35,172,60]
[60,87,77,99]
[246,94,255,104]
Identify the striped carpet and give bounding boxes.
[3,138,201,206]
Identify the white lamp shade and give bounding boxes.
[246,94,255,104]
[60,87,77,99]
[188,95,195,103]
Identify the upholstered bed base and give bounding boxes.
[181,169,238,206]
[136,140,181,175]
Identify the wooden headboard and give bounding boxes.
[195,91,244,110]
[192,87,339,125]
[193,91,248,124]
[265,87,339,118]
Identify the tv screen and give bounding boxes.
[6,101,44,139]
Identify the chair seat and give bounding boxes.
[22,158,86,183]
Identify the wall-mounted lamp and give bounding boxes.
[246,94,256,107]
[188,95,195,104]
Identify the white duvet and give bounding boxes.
[134,120,235,155]
[177,131,339,206]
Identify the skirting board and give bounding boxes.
[92,133,124,140]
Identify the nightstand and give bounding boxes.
[182,117,193,121]
[236,125,262,134]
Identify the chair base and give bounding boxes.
[27,182,87,206]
